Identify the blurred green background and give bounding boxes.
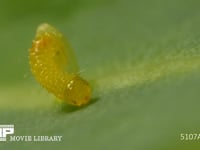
[1,0,200,149]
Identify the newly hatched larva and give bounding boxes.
[29,23,91,106]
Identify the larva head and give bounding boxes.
[36,23,62,38]
[64,76,91,106]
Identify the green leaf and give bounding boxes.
[1,0,200,149]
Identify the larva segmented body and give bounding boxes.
[29,23,91,106]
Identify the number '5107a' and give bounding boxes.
[180,133,200,141]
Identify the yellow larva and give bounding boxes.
[29,23,91,106]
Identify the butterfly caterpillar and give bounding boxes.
[29,23,91,106]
